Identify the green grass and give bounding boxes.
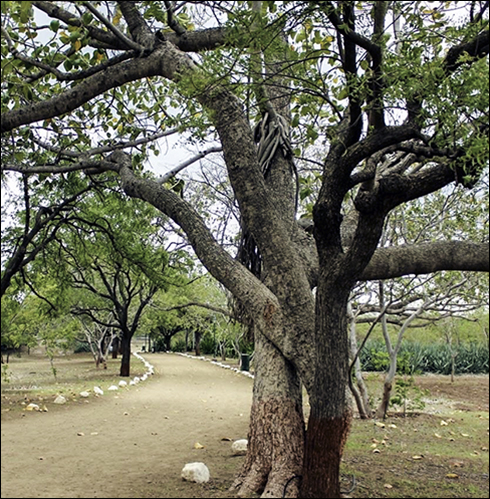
[342,410,489,498]
[1,351,149,416]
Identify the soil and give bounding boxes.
[1,352,253,498]
[1,351,488,499]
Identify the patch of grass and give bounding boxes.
[1,350,149,417]
[343,409,489,498]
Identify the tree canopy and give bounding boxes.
[1,2,488,497]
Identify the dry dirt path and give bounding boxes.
[1,353,253,498]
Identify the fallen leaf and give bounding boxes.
[446,473,459,479]
[384,484,393,489]
[461,433,469,437]
[373,448,381,454]
[221,437,232,441]
[77,432,85,436]
[440,420,448,426]
[412,455,424,460]
[388,424,397,429]
[434,433,442,438]
[375,422,385,428]
[194,442,205,449]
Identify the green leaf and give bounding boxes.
[49,19,60,32]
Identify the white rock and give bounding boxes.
[129,380,136,386]
[181,462,210,483]
[231,439,248,456]
[133,377,140,383]
[94,386,104,396]
[54,395,67,405]
[79,391,90,398]
[26,403,40,411]
[108,385,118,391]
[118,380,128,387]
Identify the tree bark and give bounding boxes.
[348,315,372,419]
[119,331,132,377]
[111,336,119,359]
[232,330,305,498]
[376,381,393,420]
[301,289,353,498]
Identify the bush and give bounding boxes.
[359,340,489,375]
[199,332,216,355]
[171,338,186,353]
[73,341,91,353]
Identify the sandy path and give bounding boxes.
[1,353,253,498]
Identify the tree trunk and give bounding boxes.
[376,381,392,420]
[194,330,202,356]
[111,336,119,359]
[375,354,397,419]
[119,331,132,377]
[231,330,305,498]
[301,291,352,498]
[348,313,372,419]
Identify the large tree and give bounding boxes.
[1,2,489,497]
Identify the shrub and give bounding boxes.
[359,340,489,374]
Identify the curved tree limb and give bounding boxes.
[361,241,490,280]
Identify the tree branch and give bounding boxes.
[80,1,145,52]
[157,146,223,184]
[160,301,233,318]
[360,241,489,280]
[444,29,489,73]
[32,1,126,50]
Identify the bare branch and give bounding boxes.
[157,146,223,184]
[1,160,118,176]
[361,242,490,281]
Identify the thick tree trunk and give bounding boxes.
[231,330,305,498]
[301,291,352,498]
[119,332,132,377]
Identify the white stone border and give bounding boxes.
[89,352,155,397]
[173,352,255,379]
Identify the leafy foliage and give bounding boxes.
[360,339,489,374]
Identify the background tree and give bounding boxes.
[1,2,489,497]
[349,184,489,419]
[42,191,175,376]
